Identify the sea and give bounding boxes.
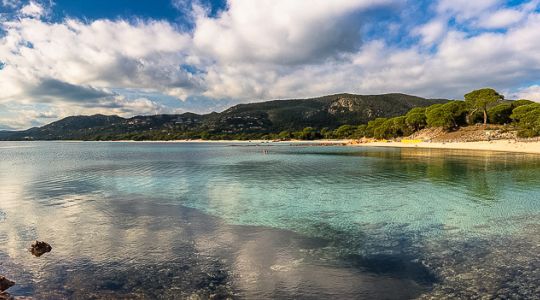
[0,141,539,299]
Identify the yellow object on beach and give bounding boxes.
[401,139,423,144]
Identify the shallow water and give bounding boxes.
[0,142,539,299]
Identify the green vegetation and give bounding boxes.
[405,107,427,131]
[337,89,538,139]
[426,101,467,130]
[464,88,504,125]
[510,102,540,137]
[280,89,539,140]
[2,90,539,141]
[1,93,446,141]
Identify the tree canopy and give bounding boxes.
[405,107,427,131]
[464,88,504,125]
[510,103,540,137]
[426,101,467,129]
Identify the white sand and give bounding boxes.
[25,139,540,154]
[355,140,540,154]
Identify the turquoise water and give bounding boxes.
[0,142,539,299]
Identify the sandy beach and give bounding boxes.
[354,139,540,154]
[14,139,540,154]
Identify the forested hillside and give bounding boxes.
[1,93,446,140]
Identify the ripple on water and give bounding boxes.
[0,142,539,299]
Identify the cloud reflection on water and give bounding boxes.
[1,142,539,299]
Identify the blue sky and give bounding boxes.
[1,0,540,130]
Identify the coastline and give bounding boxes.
[349,139,540,154]
[3,139,540,154]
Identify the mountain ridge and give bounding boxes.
[1,93,449,140]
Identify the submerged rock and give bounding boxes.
[0,276,15,292]
[30,241,52,257]
[0,292,12,300]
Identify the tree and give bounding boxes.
[464,88,504,125]
[405,107,427,131]
[372,116,410,139]
[352,125,368,138]
[512,99,535,108]
[320,128,332,139]
[334,125,357,138]
[488,103,513,124]
[295,127,319,140]
[278,130,292,140]
[510,103,540,137]
[366,118,387,137]
[373,119,395,139]
[426,101,467,130]
[391,116,411,136]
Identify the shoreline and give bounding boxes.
[350,139,540,154]
[2,139,540,154]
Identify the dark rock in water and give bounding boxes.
[30,241,52,257]
[0,276,15,292]
[0,292,14,300]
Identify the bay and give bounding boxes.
[0,142,539,299]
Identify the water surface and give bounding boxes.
[0,142,539,299]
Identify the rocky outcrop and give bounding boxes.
[407,126,519,143]
[0,276,14,292]
[328,98,358,114]
[30,241,52,257]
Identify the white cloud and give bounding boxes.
[435,0,539,29]
[0,17,199,102]
[1,0,540,130]
[200,9,540,101]
[20,1,45,18]
[477,8,526,28]
[1,0,20,8]
[0,15,200,129]
[193,0,396,65]
[0,96,168,130]
[436,0,500,22]
[513,85,540,102]
[412,19,447,45]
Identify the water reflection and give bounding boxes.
[0,195,434,299]
[320,147,540,202]
[1,142,539,299]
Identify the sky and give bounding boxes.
[1,0,540,130]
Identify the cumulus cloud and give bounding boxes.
[0,17,195,91]
[1,0,20,8]
[200,2,540,100]
[436,0,499,18]
[0,96,168,130]
[1,0,540,130]
[513,85,540,102]
[0,16,201,121]
[477,8,526,28]
[193,0,395,65]
[412,19,447,45]
[28,78,114,103]
[19,1,45,18]
[435,0,538,29]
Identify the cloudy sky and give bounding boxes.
[1,0,540,130]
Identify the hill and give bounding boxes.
[1,93,448,140]
[0,131,13,139]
